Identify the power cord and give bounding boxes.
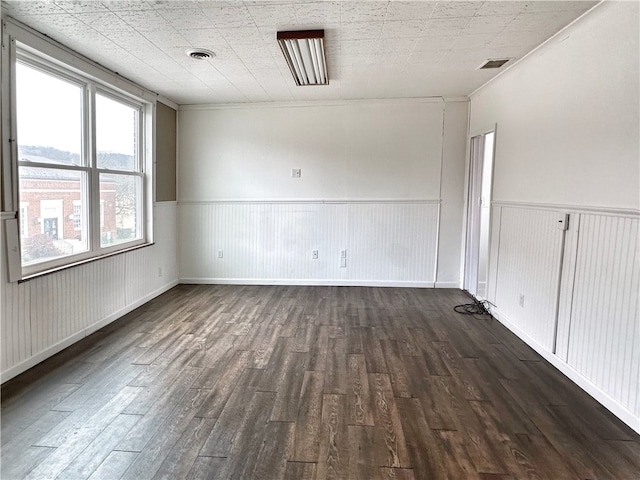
[454,297,492,316]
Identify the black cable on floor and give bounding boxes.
[454,298,492,316]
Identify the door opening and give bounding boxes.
[464,130,495,299]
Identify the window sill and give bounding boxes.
[18,242,155,283]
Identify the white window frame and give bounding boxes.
[2,18,155,279]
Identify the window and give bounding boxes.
[12,49,152,276]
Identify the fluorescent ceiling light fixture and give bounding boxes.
[277,30,328,86]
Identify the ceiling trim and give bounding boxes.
[178,96,468,111]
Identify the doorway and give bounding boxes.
[464,130,495,299]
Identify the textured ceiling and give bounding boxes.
[2,1,598,105]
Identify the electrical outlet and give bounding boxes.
[340,258,347,268]
[218,249,223,259]
[291,168,301,178]
[519,294,525,307]
[340,249,347,258]
[312,249,319,259]
[158,267,163,277]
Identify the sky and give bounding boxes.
[16,62,137,157]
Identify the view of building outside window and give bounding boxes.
[16,61,142,266]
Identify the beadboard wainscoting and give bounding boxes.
[0,203,179,382]
[178,201,440,287]
[488,202,640,432]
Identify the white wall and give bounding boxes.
[471,2,639,210]
[0,203,178,382]
[470,1,640,433]
[178,99,468,287]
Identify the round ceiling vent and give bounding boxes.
[186,48,215,60]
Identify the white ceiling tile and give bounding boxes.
[524,1,597,14]
[375,51,411,64]
[385,1,435,21]
[180,28,226,46]
[489,30,541,48]
[293,1,341,25]
[342,53,376,65]
[430,1,482,19]
[149,1,199,9]
[115,9,170,31]
[218,26,264,45]
[340,2,388,23]
[246,3,297,26]
[54,1,109,14]
[341,39,377,54]
[102,1,155,11]
[413,35,457,52]
[377,37,417,53]
[452,33,496,50]
[141,28,190,48]
[74,12,132,32]
[200,4,255,28]
[3,1,67,16]
[422,17,470,36]
[380,20,424,39]
[341,22,383,41]
[463,15,515,35]
[409,49,446,64]
[475,1,527,17]
[160,7,213,30]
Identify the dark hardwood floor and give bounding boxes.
[2,285,639,479]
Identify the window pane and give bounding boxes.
[19,167,89,265]
[96,94,138,171]
[16,63,83,166]
[100,173,141,247]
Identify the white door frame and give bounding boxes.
[462,124,497,299]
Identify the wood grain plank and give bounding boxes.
[368,373,410,468]
[348,426,382,480]
[87,451,138,480]
[199,368,263,456]
[290,371,325,462]
[284,461,316,480]
[347,354,375,426]
[251,420,295,480]
[316,394,349,480]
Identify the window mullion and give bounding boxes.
[87,84,100,255]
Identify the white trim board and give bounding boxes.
[492,201,639,217]
[179,96,468,111]
[490,306,640,435]
[179,278,436,288]
[178,199,441,205]
[0,279,178,384]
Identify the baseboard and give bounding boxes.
[0,279,179,384]
[179,277,435,288]
[491,307,640,435]
[435,281,461,288]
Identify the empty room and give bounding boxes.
[0,0,638,478]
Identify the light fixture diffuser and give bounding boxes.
[277,30,328,86]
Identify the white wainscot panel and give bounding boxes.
[566,213,639,415]
[494,207,565,351]
[346,203,439,283]
[1,234,31,373]
[1,204,179,382]
[178,202,439,286]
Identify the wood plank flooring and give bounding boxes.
[2,285,639,479]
